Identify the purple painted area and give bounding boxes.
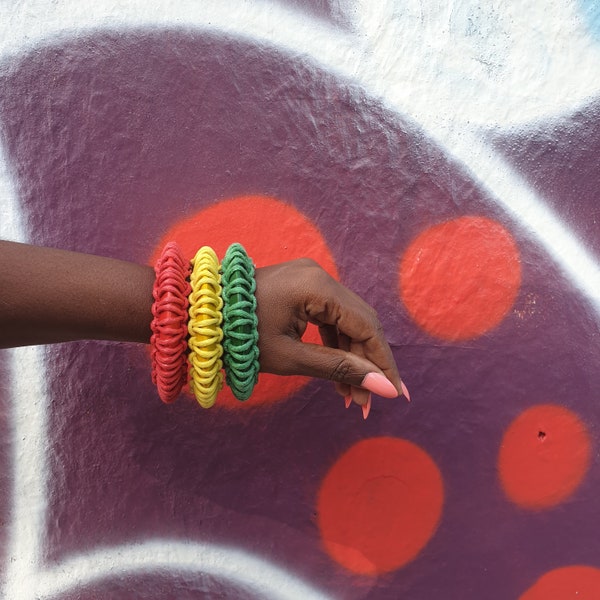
[1,30,600,599]
[491,99,600,259]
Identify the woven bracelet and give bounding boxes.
[150,241,191,403]
[221,243,260,401]
[188,246,224,408]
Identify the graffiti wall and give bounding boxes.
[1,1,599,598]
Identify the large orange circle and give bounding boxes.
[150,195,338,408]
[498,405,591,509]
[519,565,600,599]
[399,216,521,340]
[317,437,444,575]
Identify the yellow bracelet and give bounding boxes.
[188,246,224,408]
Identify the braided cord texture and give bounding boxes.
[221,243,259,401]
[150,241,191,403]
[188,246,223,408]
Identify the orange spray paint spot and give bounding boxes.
[519,565,600,599]
[317,437,444,575]
[399,216,521,340]
[498,405,591,509]
[150,195,338,408]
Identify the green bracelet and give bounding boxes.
[221,243,260,400]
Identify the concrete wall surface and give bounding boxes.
[1,1,599,598]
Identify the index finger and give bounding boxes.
[343,301,404,397]
[306,275,407,399]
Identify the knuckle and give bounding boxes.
[296,257,320,269]
[363,312,385,345]
[328,357,353,382]
[373,316,384,335]
[368,309,383,332]
[314,265,334,287]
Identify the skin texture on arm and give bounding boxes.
[0,240,155,348]
[0,241,406,410]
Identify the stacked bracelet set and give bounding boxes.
[150,241,259,407]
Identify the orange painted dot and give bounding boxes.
[399,216,521,340]
[519,565,600,599]
[317,437,444,575]
[150,195,338,408]
[498,405,591,510]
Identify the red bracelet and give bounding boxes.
[150,241,191,403]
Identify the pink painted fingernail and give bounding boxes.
[361,373,398,398]
[362,395,372,420]
[401,381,411,402]
[345,395,352,409]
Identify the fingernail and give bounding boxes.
[344,395,352,409]
[361,373,398,398]
[400,381,411,402]
[362,395,372,420]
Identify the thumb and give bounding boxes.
[284,340,399,398]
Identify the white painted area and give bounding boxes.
[3,347,49,600]
[0,140,26,243]
[350,0,600,126]
[0,0,361,92]
[0,1,599,599]
[34,541,333,599]
[1,0,599,127]
[0,122,49,600]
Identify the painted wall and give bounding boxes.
[1,1,599,598]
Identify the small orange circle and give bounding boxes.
[498,405,591,509]
[150,195,338,408]
[399,216,521,340]
[317,437,444,575]
[519,565,600,599]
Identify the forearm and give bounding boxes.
[0,240,154,348]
